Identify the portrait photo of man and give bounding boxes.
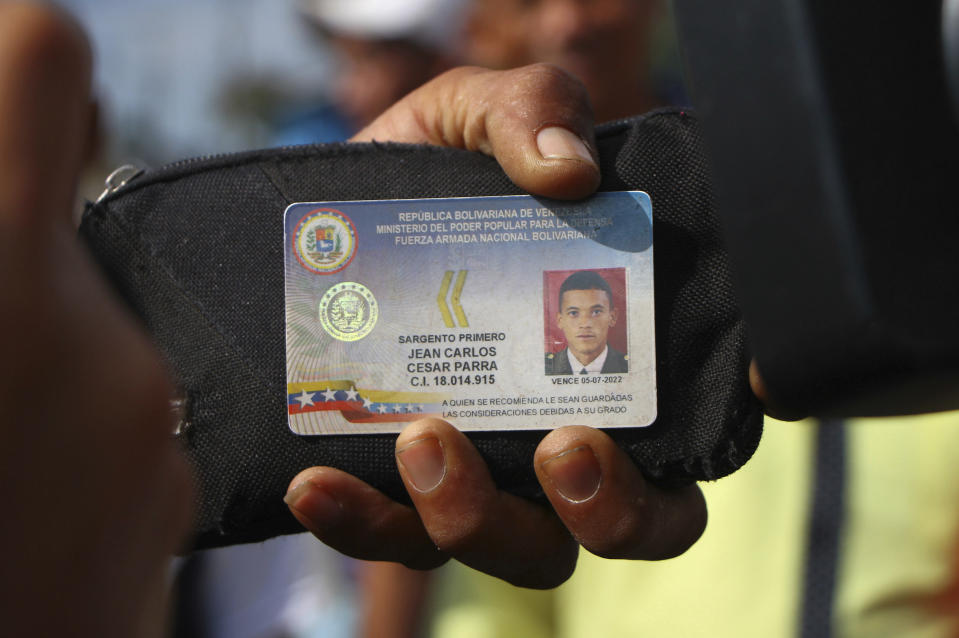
[545,269,628,375]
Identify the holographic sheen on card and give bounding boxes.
[284,192,655,434]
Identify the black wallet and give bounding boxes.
[79,109,763,549]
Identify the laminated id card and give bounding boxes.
[284,192,654,434]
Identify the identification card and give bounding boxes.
[284,192,655,434]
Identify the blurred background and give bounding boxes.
[57,2,959,638]
[63,0,684,200]
[66,0,334,165]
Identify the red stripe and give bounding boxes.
[288,400,361,415]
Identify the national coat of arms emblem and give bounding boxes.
[292,208,357,274]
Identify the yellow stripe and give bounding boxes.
[437,270,455,328]
[451,269,469,327]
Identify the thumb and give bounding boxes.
[352,64,601,200]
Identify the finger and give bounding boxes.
[749,359,806,421]
[0,2,93,228]
[535,426,707,560]
[395,418,579,589]
[285,466,448,571]
[352,64,601,200]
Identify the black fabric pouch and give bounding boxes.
[79,109,763,549]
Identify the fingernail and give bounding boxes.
[541,444,602,503]
[284,480,342,528]
[396,437,447,493]
[536,126,595,165]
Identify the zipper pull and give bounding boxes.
[95,164,145,204]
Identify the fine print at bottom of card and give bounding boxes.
[284,191,655,435]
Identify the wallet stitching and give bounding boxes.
[94,201,278,396]
[255,161,292,203]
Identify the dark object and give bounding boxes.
[674,0,959,416]
[80,111,762,549]
[544,347,629,375]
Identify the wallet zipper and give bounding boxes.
[93,112,673,205]
[94,146,265,204]
[93,146,308,204]
[95,164,146,204]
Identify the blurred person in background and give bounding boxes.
[273,0,468,144]
[424,412,959,638]
[463,0,684,121]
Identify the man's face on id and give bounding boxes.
[556,288,616,363]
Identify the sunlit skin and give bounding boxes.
[556,288,617,367]
[464,0,660,121]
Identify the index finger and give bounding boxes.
[394,418,580,589]
[534,426,707,560]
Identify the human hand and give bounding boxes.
[358,65,793,423]
[285,65,706,588]
[351,64,601,200]
[0,4,194,636]
[287,419,705,588]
